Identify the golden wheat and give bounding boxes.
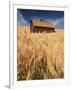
[17,26,64,80]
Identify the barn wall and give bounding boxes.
[30,26,55,33]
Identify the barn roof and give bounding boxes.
[31,20,55,28]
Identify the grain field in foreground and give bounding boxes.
[17,26,64,80]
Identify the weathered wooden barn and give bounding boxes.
[30,20,55,33]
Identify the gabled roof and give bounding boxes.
[31,20,55,28]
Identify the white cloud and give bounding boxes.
[53,17,64,26]
[43,17,64,29]
[17,10,29,26]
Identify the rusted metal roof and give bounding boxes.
[31,20,55,28]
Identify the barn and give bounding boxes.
[30,20,55,33]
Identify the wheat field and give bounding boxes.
[17,26,64,80]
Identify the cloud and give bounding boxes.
[54,17,64,29]
[53,17,64,26]
[17,10,30,26]
[43,17,64,29]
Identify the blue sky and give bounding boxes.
[17,9,64,29]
